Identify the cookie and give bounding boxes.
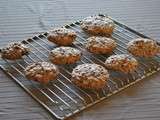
[127,38,160,57]
[86,36,117,54]
[71,63,109,89]
[105,54,138,73]
[0,42,29,60]
[49,47,82,64]
[47,27,77,46]
[81,15,115,36]
[25,62,59,84]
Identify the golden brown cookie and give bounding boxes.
[86,36,117,54]
[71,63,109,89]
[81,15,115,36]
[127,38,160,57]
[105,54,138,73]
[49,47,82,64]
[0,42,29,60]
[47,27,76,46]
[25,62,59,84]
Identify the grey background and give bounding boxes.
[0,0,160,120]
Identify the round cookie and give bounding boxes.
[47,27,77,46]
[49,47,82,64]
[86,36,117,54]
[71,63,109,89]
[0,42,29,60]
[127,38,160,57]
[25,62,59,84]
[105,54,138,73]
[81,15,115,36]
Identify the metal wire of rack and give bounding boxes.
[0,14,160,120]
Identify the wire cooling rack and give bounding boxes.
[0,14,160,120]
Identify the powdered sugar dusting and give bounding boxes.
[72,63,109,80]
[49,27,76,36]
[86,36,116,48]
[127,38,157,47]
[1,42,29,54]
[127,38,160,57]
[105,54,138,73]
[106,54,136,63]
[50,47,81,57]
[25,62,58,73]
[81,15,114,27]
